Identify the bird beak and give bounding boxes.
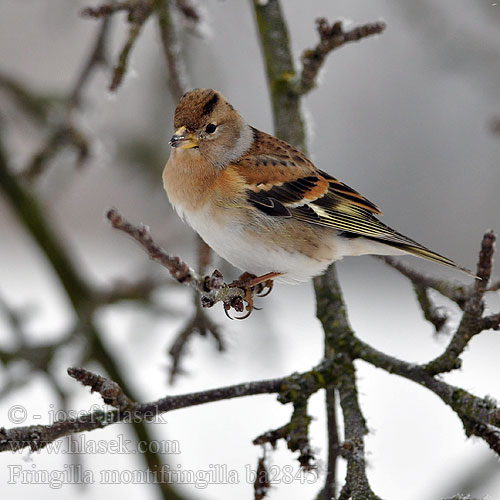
[169,126,198,149]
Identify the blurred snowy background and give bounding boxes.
[1,1,499,499]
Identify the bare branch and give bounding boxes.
[0,367,284,453]
[106,208,270,317]
[22,124,90,181]
[252,0,306,151]
[413,283,448,332]
[0,71,55,123]
[174,0,200,26]
[68,367,134,410]
[424,231,495,375]
[253,399,315,469]
[70,17,111,107]
[106,208,202,285]
[380,256,470,308]
[481,312,500,331]
[17,17,110,181]
[297,19,386,95]
[320,388,340,499]
[351,336,500,456]
[315,265,382,500]
[108,1,153,91]
[154,0,189,100]
[168,294,224,383]
[82,2,134,18]
[253,456,271,500]
[337,358,383,500]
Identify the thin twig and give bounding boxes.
[0,367,284,453]
[424,231,495,375]
[68,367,134,410]
[154,0,189,100]
[70,17,111,107]
[297,19,386,95]
[174,0,200,25]
[82,2,134,18]
[106,207,267,316]
[23,125,90,180]
[351,335,500,456]
[19,17,111,181]
[253,400,315,469]
[413,283,448,332]
[252,0,306,151]
[254,456,271,500]
[0,72,55,123]
[380,256,470,308]
[108,1,153,91]
[168,293,224,383]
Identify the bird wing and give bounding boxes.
[242,168,422,247]
[232,128,469,273]
[233,128,424,244]
[236,127,381,212]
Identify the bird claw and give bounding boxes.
[257,279,274,297]
[223,304,234,320]
[225,272,281,319]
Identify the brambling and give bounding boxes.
[163,88,472,291]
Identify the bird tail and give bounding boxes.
[382,240,477,278]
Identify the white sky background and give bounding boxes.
[0,0,499,499]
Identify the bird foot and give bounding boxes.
[226,272,281,319]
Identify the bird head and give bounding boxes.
[169,89,253,168]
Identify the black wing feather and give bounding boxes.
[247,190,291,217]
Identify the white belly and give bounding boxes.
[176,203,405,284]
[180,206,331,283]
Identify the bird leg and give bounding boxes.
[227,272,282,319]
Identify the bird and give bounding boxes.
[163,88,473,309]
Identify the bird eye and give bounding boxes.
[205,123,217,134]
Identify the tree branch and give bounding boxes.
[0,71,55,123]
[252,0,306,151]
[252,2,389,497]
[110,1,152,91]
[297,19,386,95]
[70,17,110,107]
[424,231,495,375]
[83,0,153,92]
[253,398,315,470]
[153,0,189,100]
[167,292,225,383]
[18,16,111,181]
[315,265,383,500]
[380,256,470,308]
[0,367,284,453]
[413,282,448,332]
[351,336,500,455]
[106,207,271,317]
